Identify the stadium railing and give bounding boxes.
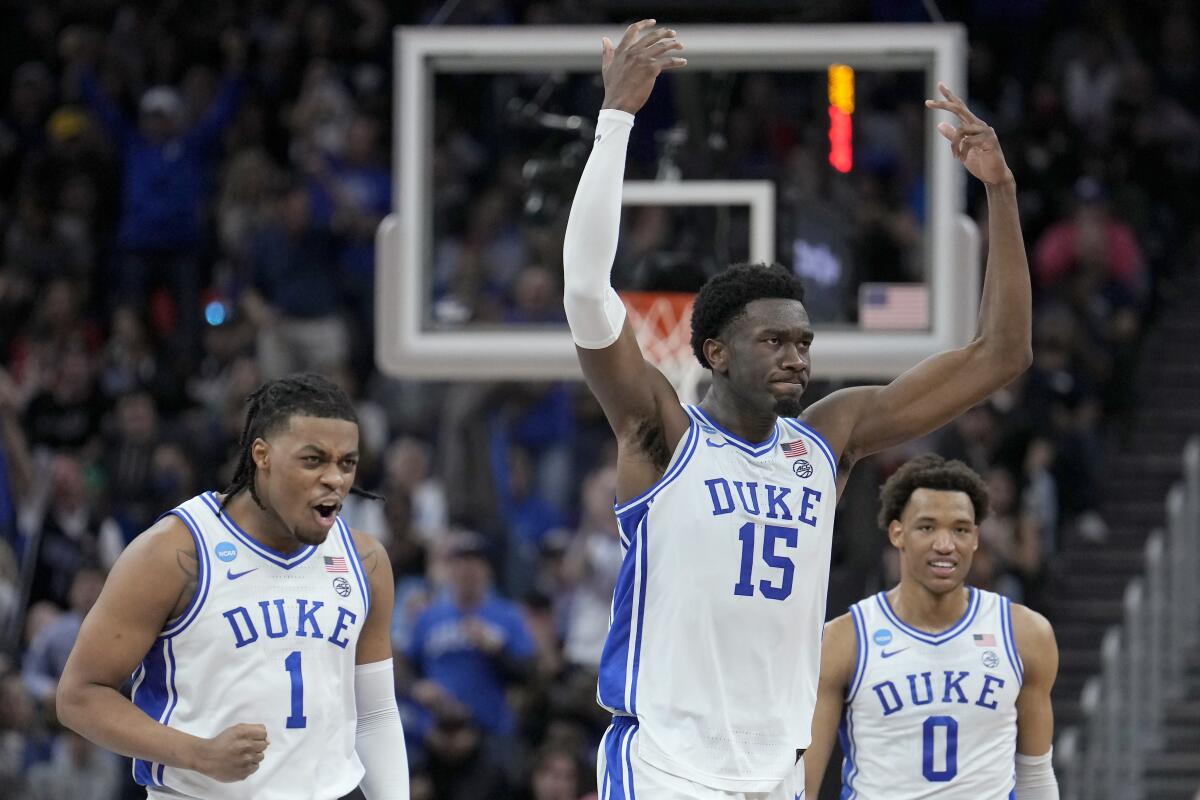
[1059,437,1200,800]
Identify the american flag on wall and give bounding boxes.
[324,556,348,573]
[858,283,929,330]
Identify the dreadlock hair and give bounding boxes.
[689,263,807,369]
[876,454,990,531]
[221,373,381,510]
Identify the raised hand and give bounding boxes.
[601,19,686,115]
[193,723,270,782]
[926,82,1013,186]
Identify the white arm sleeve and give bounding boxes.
[562,109,633,349]
[1014,748,1059,799]
[354,659,409,800]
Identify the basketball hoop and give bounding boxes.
[620,291,708,404]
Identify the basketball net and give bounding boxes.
[620,291,708,405]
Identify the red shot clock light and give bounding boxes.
[827,64,854,173]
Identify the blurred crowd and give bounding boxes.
[0,1,1196,798]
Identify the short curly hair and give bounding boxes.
[689,263,806,369]
[876,454,990,531]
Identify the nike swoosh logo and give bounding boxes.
[880,648,909,659]
[705,437,728,448]
[227,568,258,580]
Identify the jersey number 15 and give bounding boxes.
[733,523,797,600]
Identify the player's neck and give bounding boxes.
[221,491,306,555]
[888,582,971,634]
[698,385,776,444]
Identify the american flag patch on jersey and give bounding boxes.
[973,633,997,647]
[781,440,808,458]
[324,556,348,573]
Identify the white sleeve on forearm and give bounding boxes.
[562,109,633,349]
[1014,748,1059,799]
[354,659,409,800]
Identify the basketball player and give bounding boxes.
[803,455,1059,799]
[563,20,1032,800]
[56,374,409,799]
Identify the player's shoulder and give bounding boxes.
[347,528,394,590]
[1009,602,1055,648]
[348,527,386,559]
[820,611,861,670]
[118,512,198,566]
[101,513,199,606]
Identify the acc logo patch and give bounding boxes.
[873,628,893,646]
[981,650,1001,669]
[214,542,238,562]
[792,459,814,478]
[333,577,352,597]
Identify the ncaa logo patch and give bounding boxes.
[214,542,237,562]
[873,629,893,646]
[981,650,1000,669]
[792,459,814,478]
[333,577,352,597]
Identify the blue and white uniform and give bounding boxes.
[132,492,371,800]
[597,405,838,797]
[838,587,1023,799]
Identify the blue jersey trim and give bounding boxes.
[602,717,638,800]
[624,718,638,800]
[200,492,318,569]
[689,404,780,457]
[838,706,859,799]
[337,518,371,618]
[160,507,210,638]
[613,416,699,514]
[782,418,838,478]
[597,515,649,713]
[628,516,649,715]
[875,586,980,646]
[132,639,170,787]
[1000,597,1024,684]
[846,604,869,702]
[157,638,180,785]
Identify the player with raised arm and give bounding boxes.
[562,19,1032,800]
[803,455,1059,799]
[56,374,409,800]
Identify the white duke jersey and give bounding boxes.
[598,404,838,792]
[132,492,370,800]
[839,587,1024,800]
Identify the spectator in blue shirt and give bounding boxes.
[72,33,245,368]
[408,531,535,736]
[22,566,104,707]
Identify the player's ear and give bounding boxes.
[703,338,728,373]
[886,520,904,548]
[251,437,270,471]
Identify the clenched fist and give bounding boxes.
[192,723,270,782]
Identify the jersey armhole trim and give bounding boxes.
[846,604,869,703]
[1000,597,1024,684]
[338,519,371,618]
[160,507,211,639]
[613,413,700,514]
[784,417,839,478]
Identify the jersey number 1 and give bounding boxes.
[733,522,797,600]
[284,651,307,729]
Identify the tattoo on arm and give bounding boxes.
[173,549,199,618]
[176,549,198,579]
[358,546,379,576]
